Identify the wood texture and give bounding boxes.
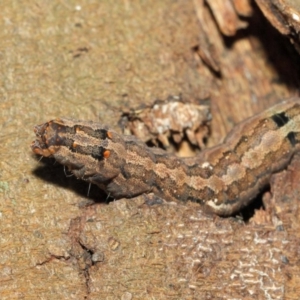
[1,0,300,299]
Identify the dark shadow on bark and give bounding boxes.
[31,154,107,203]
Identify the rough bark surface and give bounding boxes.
[1,0,300,299]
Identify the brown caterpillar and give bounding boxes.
[31,98,300,216]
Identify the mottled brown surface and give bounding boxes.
[255,0,300,49]
[254,0,300,56]
[31,99,300,217]
[120,96,211,154]
[77,190,300,299]
[1,0,300,299]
